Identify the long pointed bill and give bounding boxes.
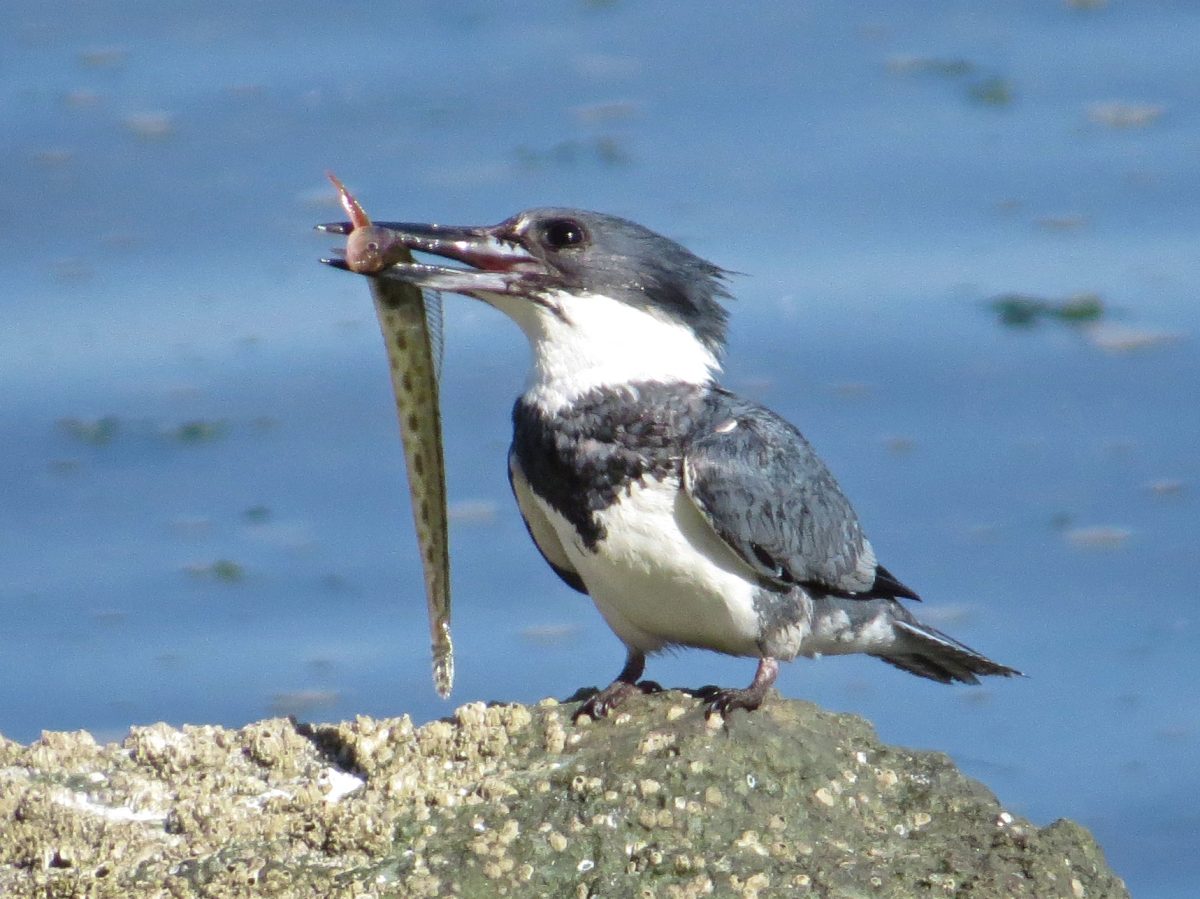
[317,220,548,297]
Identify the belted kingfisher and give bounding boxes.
[327,208,1020,718]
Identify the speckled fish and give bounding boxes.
[317,173,453,698]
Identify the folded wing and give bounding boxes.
[682,393,919,601]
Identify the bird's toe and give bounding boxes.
[703,686,768,719]
[572,679,662,721]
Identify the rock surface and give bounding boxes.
[0,693,1127,898]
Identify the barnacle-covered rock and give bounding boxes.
[0,694,1127,898]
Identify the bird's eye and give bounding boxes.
[541,219,587,250]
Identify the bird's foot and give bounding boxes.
[699,657,779,719]
[700,684,768,717]
[573,679,662,722]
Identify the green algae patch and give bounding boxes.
[58,416,121,446]
[989,292,1106,328]
[171,419,228,444]
[0,695,1128,898]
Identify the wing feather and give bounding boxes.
[683,394,917,600]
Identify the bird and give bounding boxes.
[322,207,1021,719]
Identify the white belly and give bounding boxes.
[535,476,765,656]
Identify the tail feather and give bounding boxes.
[880,619,1022,685]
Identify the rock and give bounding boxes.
[0,694,1128,898]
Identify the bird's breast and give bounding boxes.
[511,384,701,550]
[552,475,765,655]
[509,381,776,655]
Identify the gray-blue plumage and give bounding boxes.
[365,207,731,355]
[320,204,1021,717]
[512,381,912,600]
[682,393,916,599]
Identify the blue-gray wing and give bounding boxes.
[683,395,918,600]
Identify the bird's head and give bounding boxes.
[321,208,732,405]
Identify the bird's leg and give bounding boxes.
[703,657,779,718]
[573,649,661,721]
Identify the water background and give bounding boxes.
[2,2,1197,895]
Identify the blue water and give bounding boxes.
[3,2,1197,895]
